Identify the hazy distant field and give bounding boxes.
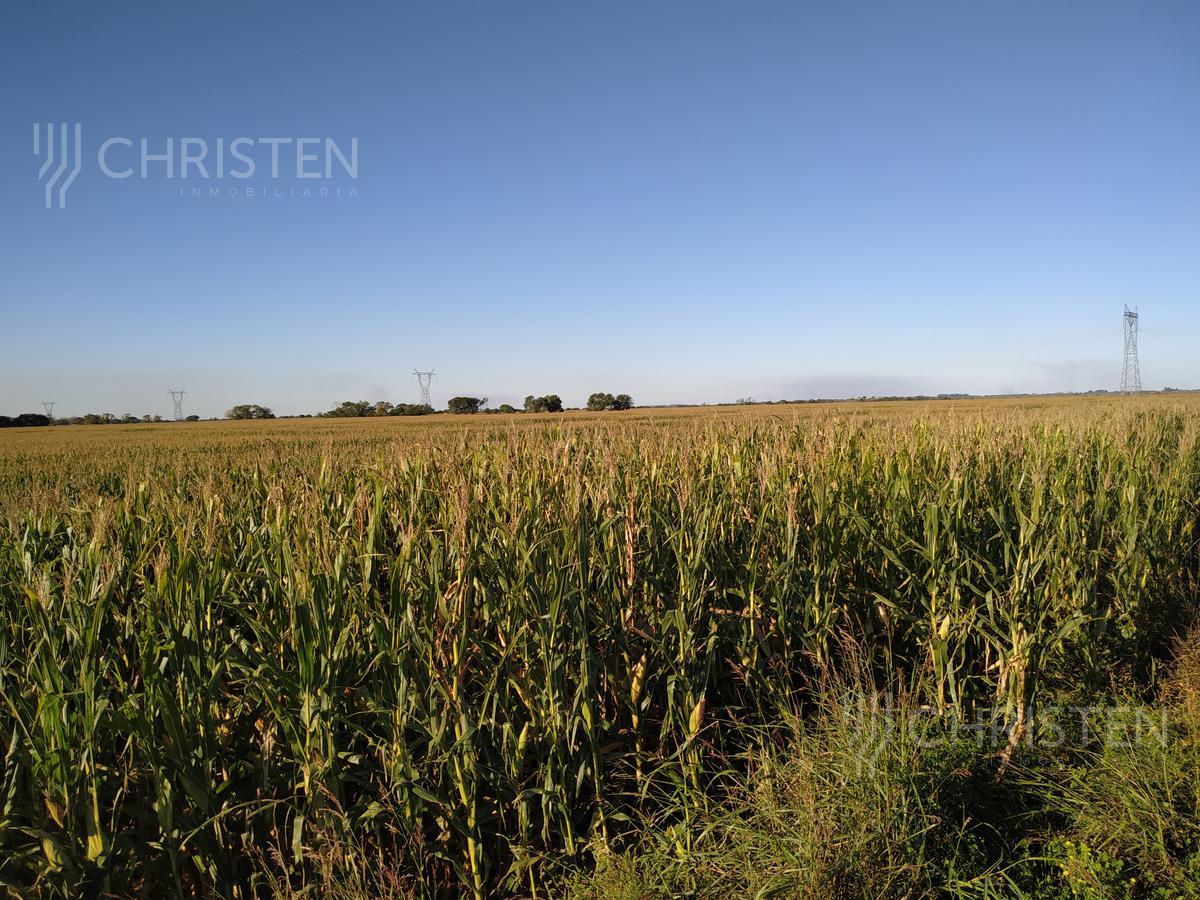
[3,394,1199,897]
[0,392,1183,472]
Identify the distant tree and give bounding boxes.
[524,394,563,413]
[498,403,516,413]
[0,416,12,428]
[388,403,434,416]
[319,399,436,418]
[322,400,373,418]
[586,392,633,411]
[226,404,275,420]
[447,396,484,414]
[587,392,616,411]
[14,413,51,427]
[185,414,200,422]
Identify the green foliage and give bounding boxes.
[1041,840,1136,900]
[391,403,434,417]
[0,413,51,427]
[586,393,633,411]
[523,394,563,412]
[586,392,615,411]
[225,403,275,420]
[572,675,1010,898]
[1021,636,1200,898]
[321,400,433,418]
[447,396,484,414]
[390,403,433,416]
[321,400,374,417]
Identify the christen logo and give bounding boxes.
[33,123,83,209]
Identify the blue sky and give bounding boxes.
[2,1,1197,417]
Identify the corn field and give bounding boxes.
[1,398,1198,896]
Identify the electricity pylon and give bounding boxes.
[168,389,187,421]
[1121,306,1141,394]
[413,370,436,407]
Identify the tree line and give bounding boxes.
[0,414,52,428]
[449,393,633,414]
[2,392,635,426]
[317,401,434,418]
[225,404,277,420]
[306,393,633,417]
[586,392,632,411]
[0,413,199,427]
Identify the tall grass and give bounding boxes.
[0,399,1197,896]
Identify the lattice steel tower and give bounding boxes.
[168,389,187,421]
[413,370,436,407]
[1121,306,1141,394]
[41,401,55,418]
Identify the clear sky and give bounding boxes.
[2,1,1197,417]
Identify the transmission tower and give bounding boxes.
[168,389,187,421]
[413,370,436,407]
[41,401,55,418]
[1121,306,1141,394]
